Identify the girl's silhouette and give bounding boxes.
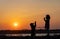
[30,21,36,38]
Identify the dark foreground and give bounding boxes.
[0,35,60,39]
[0,30,60,39]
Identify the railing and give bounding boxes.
[0,29,60,34]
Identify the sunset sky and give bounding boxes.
[0,0,60,30]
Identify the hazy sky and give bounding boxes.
[0,0,60,30]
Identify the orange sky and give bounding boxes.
[0,0,60,30]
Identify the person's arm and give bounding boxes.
[35,21,36,27]
[44,17,45,21]
[44,17,46,21]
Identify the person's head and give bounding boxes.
[30,23,34,26]
[46,14,50,20]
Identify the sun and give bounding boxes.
[13,22,18,27]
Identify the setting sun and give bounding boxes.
[13,22,18,27]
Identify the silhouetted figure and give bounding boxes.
[30,21,36,38]
[44,14,50,36]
